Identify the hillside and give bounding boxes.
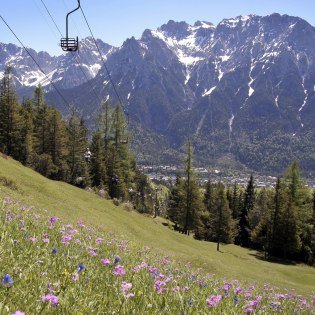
[0,155,315,296]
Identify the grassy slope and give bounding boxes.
[0,156,314,294]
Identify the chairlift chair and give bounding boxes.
[119,111,129,144]
[60,0,81,52]
[119,135,129,144]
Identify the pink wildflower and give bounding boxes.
[41,294,59,307]
[95,238,104,244]
[101,258,111,265]
[206,295,222,308]
[112,265,126,276]
[49,216,58,224]
[72,274,79,281]
[12,312,25,315]
[61,234,72,245]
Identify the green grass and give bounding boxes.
[0,156,314,296]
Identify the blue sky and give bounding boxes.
[1,0,314,56]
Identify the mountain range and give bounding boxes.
[1,13,315,174]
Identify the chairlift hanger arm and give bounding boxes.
[65,0,81,39]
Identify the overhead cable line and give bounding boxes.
[39,0,103,106]
[39,0,63,37]
[79,5,125,109]
[0,14,73,110]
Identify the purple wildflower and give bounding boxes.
[2,274,13,286]
[41,294,59,307]
[206,295,222,308]
[112,265,126,276]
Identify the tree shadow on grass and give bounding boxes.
[248,250,297,266]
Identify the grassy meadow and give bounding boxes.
[0,156,314,314]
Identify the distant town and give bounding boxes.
[140,165,315,188]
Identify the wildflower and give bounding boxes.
[2,274,13,286]
[172,286,181,292]
[299,299,307,307]
[114,255,121,264]
[51,248,58,254]
[77,264,85,273]
[41,294,59,307]
[12,312,25,315]
[72,274,79,281]
[29,237,37,242]
[161,259,170,265]
[95,238,104,244]
[121,281,133,296]
[62,234,72,245]
[154,280,167,294]
[42,234,50,243]
[206,295,222,308]
[245,307,254,314]
[49,216,58,224]
[234,297,240,305]
[187,301,193,306]
[112,265,126,276]
[101,258,111,265]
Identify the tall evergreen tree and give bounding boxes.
[90,131,106,187]
[107,103,133,200]
[0,66,22,158]
[67,110,89,187]
[213,183,235,251]
[32,84,49,155]
[167,175,185,231]
[237,175,255,247]
[182,140,203,235]
[47,108,69,180]
[18,98,35,165]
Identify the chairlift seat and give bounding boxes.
[60,37,79,52]
[119,136,129,144]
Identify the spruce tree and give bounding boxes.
[67,110,89,187]
[107,103,133,200]
[237,175,255,247]
[90,131,106,188]
[0,66,22,158]
[32,84,49,155]
[19,98,35,165]
[205,183,235,250]
[167,175,185,231]
[182,140,203,235]
[47,108,69,180]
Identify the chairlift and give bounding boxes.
[119,111,129,144]
[119,134,129,144]
[60,0,81,52]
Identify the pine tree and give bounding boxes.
[182,140,203,235]
[231,183,240,219]
[281,198,301,258]
[32,84,49,155]
[0,66,22,158]
[237,175,255,247]
[67,110,89,187]
[107,103,133,200]
[47,108,69,180]
[195,180,214,240]
[90,131,106,187]
[133,168,153,214]
[205,183,235,250]
[167,175,185,231]
[19,98,35,165]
